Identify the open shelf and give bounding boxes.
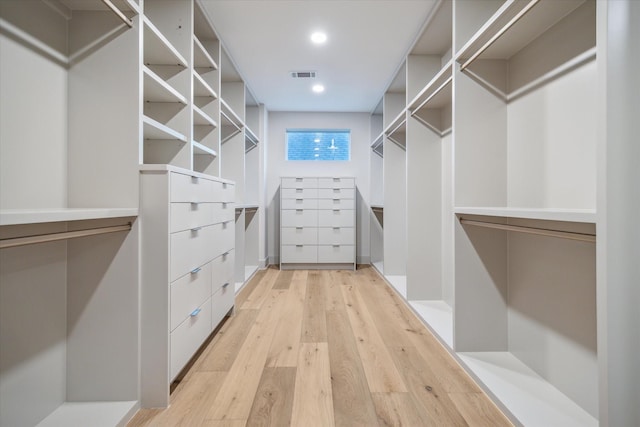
[193,34,218,71]
[36,401,138,427]
[409,62,453,135]
[143,66,187,104]
[193,105,218,128]
[458,352,597,427]
[244,127,259,153]
[385,111,407,150]
[0,208,137,226]
[370,132,384,157]
[193,71,218,99]
[220,105,243,144]
[142,17,187,67]
[409,300,453,348]
[192,141,217,157]
[142,116,187,141]
[455,207,596,223]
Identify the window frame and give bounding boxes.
[285,129,352,161]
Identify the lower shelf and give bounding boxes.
[408,300,453,348]
[37,401,138,427]
[457,352,598,427]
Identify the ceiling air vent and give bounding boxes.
[290,71,317,78]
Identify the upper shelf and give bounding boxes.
[193,72,218,99]
[143,17,188,67]
[409,62,453,136]
[143,66,187,104]
[371,132,384,157]
[385,110,407,150]
[0,208,138,226]
[244,127,259,152]
[220,99,244,143]
[456,0,586,70]
[454,206,596,224]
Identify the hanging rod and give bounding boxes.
[460,0,540,72]
[0,223,132,249]
[459,218,595,243]
[101,0,133,27]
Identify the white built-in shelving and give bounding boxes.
[0,1,141,425]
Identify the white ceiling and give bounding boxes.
[200,0,437,113]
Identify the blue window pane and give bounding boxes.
[286,130,350,161]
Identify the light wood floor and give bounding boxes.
[129,265,512,427]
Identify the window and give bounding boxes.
[286,129,351,161]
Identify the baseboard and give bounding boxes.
[356,255,371,265]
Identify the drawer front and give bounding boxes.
[318,209,355,227]
[318,227,355,245]
[281,188,318,199]
[281,177,318,189]
[171,172,215,203]
[281,209,318,228]
[170,297,212,380]
[318,188,355,199]
[211,250,235,292]
[318,245,355,263]
[281,198,318,210]
[281,227,318,245]
[211,282,234,330]
[281,245,318,263]
[170,261,212,332]
[170,222,234,282]
[171,202,235,233]
[213,181,235,203]
[318,177,355,189]
[318,198,355,210]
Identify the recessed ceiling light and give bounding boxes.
[312,84,325,93]
[310,31,327,44]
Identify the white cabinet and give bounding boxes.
[280,177,355,269]
[140,165,235,408]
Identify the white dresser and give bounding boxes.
[280,176,356,269]
[140,165,235,407]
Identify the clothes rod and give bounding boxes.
[101,0,133,27]
[459,219,596,243]
[0,223,132,249]
[460,0,540,72]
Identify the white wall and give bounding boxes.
[266,111,371,264]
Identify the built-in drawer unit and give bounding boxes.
[281,244,319,263]
[280,176,356,269]
[318,245,355,263]
[318,227,355,245]
[141,165,236,407]
[282,227,318,245]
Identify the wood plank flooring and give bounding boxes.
[128,266,512,427]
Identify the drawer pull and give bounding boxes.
[190,308,201,317]
[333,227,340,230]
[223,183,228,188]
[333,178,340,182]
[333,245,341,248]
[191,227,202,232]
[296,209,303,212]
[333,198,340,201]
[296,245,303,248]
[296,227,303,230]
[296,198,303,201]
[222,282,230,288]
[333,209,340,212]
[223,251,231,256]
[296,189,303,193]
[191,176,199,182]
[190,201,200,205]
[191,267,201,274]
[295,178,303,182]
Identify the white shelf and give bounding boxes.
[454,207,596,223]
[409,300,453,348]
[192,141,217,157]
[220,108,243,143]
[193,34,218,70]
[385,111,407,150]
[409,61,453,111]
[193,71,218,99]
[140,164,234,183]
[193,105,218,127]
[385,274,407,299]
[142,116,187,141]
[36,401,138,427]
[142,17,187,67]
[244,127,259,152]
[0,208,138,226]
[458,352,598,427]
[220,98,244,128]
[370,132,384,157]
[456,0,585,68]
[143,66,187,104]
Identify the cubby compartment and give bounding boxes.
[454,213,597,426]
[369,100,384,274]
[454,0,597,217]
